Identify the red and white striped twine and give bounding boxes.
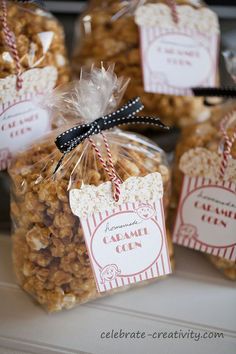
[1,0,23,90]
[88,134,122,202]
[166,0,179,24]
[219,111,236,178]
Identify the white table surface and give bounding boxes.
[0,233,235,354]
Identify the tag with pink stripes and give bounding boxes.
[81,200,170,292]
[69,173,171,293]
[138,27,219,96]
[135,4,220,95]
[0,94,50,170]
[173,175,236,261]
[0,66,57,170]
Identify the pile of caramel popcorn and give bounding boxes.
[9,131,174,312]
[0,2,71,86]
[72,0,216,127]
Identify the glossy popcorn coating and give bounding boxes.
[10,132,174,312]
[0,2,70,86]
[72,1,214,127]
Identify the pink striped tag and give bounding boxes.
[0,94,51,171]
[80,199,171,293]
[139,26,219,96]
[173,175,236,261]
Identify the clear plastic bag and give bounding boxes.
[0,0,71,171]
[172,103,236,280]
[9,67,174,312]
[72,0,219,128]
[0,1,71,88]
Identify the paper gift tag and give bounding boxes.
[70,173,171,293]
[173,148,236,260]
[0,66,57,170]
[135,4,219,96]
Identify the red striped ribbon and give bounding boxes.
[1,0,23,90]
[166,0,179,24]
[219,111,236,178]
[88,134,122,202]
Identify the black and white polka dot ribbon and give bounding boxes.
[55,97,168,155]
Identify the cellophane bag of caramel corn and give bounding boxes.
[172,52,236,280]
[0,0,71,170]
[9,66,174,312]
[72,0,219,128]
[172,102,236,280]
[0,0,70,86]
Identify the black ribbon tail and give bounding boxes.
[121,116,170,130]
[192,87,236,98]
[53,154,66,175]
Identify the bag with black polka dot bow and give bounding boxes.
[9,65,174,312]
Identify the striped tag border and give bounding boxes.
[81,199,171,293]
[173,175,236,261]
[140,26,219,96]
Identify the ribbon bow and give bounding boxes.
[53,96,169,201]
[55,97,168,154]
[53,97,169,175]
